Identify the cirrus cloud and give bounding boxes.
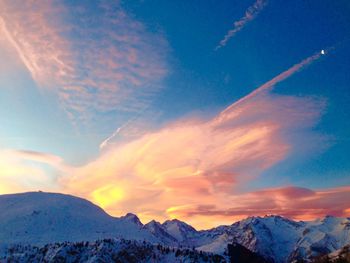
[0,0,169,126]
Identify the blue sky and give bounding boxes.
[0,0,349,228]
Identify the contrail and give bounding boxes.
[215,0,268,50]
[99,121,131,150]
[217,49,328,119]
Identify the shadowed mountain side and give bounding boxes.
[228,242,268,263]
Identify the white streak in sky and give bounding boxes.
[215,0,268,50]
[217,49,326,121]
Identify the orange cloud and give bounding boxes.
[169,186,350,228]
[60,92,325,228]
[0,13,336,229]
[0,1,168,125]
[0,149,65,194]
[0,92,338,229]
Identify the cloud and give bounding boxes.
[6,150,64,166]
[215,0,268,50]
[3,146,348,229]
[0,48,332,228]
[168,186,350,228]
[98,42,325,150]
[0,16,337,230]
[59,50,329,227]
[60,91,325,227]
[0,149,66,194]
[0,0,168,126]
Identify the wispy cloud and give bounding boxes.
[0,0,169,126]
[0,9,336,228]
[167,186,350,228]
[0,49,331,228]
[0,149,66,194]
[59,51,329,227]
[215,0,268,50]
[0,92,331,228]
[2,145,348,229]
[60,91,325,227]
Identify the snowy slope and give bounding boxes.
[288,216,350,261]
[143,220,178,245]
[0,192,156,245]
[1,191,349,262]
[229,216,305,262]
[162,219,197,244]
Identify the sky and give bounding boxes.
[0,0,350,229]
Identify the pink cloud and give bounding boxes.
[0,1,168,125]
[170,186,350,228]
[58,50,329,228]
[60,92,325,228]
[0,7,337,229]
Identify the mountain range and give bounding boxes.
[0,191,349,262]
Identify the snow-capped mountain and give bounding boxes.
[0,192,157,245]
[143,220,178,244]
[120,213,143,227]
[162,219,198,244]
[195,215,350,262]
[197,215,306,262]
[288,216,350,262]
[1,191,349,262]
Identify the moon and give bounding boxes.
[321,49,325,55]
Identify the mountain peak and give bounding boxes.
[124,212,139,219]
[163,218,195,229]
[121,213,143,226]
[144,219,178,244]
[162,218,197,242]
[145,219,160,226]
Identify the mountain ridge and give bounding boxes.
[1,191,349,263]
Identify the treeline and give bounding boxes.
[0,238,226,263]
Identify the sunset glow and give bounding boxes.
[1,0,350,230]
